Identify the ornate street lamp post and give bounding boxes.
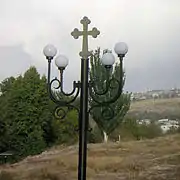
[43,16,128,180]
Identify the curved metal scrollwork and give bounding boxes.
[47,60,81,106]
[101,105,115,120]
[54,106,67,120]
[88,104,116,121]
[89,77,122,105]
[89,73,110,96]
[48,77,80,106]
[88,58,124,121]
[54,104,80,132]
[47,60,81,133]
[54,104,79,119]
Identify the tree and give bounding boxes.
[0,77,15,94]
[116,118,140,140]
[89,48,131,143]
[0,67,57,160]
[117,118,162,141]
[3,68,47,156]
[0,77,16,153]
[52,109,79,145]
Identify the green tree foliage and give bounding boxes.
[115,118,162,141]
[87,123,103,143]
[0,66,79,162]
[0,67,57,161]
[52,109,79,145]
[0,77,15,94]
[89,48,131,142]
[0,77,16,153]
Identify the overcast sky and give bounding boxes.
[0,0,180,92]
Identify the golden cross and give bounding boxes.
[71,16,100,59]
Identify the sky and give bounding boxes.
[0,0,180,92]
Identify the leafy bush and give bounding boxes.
[111,118,162,141]
[88,125,103,143]
[0,67,79,163]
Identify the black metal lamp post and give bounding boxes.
[43,16,128,180]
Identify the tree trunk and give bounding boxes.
[118,134,121,142]
[103,131,108,143]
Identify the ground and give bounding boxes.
[0,134,180,180]
[128,97,180,119]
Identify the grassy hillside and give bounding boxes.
[128,97,180,120]
[0,134,180,180]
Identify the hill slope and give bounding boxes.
[0,134,180,180]
[128,98,180,120]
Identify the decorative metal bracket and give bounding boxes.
[88,57,124,120]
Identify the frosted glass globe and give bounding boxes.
[55,55,69,69]
[101,52,115,66]
[114,42,128,56]
[43,44,57,58]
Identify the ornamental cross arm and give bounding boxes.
[88,27,100,38]
[71,16,100,59]
[71,28,83,39]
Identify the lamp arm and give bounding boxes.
[54,104,80,120]
[89,78,122,105]
[54,104,80,132]
[88,103,115,120]
[89,69,111,96]
[88,57,123,105]
[48,79,80,105]
[59,69,81,96]
[47,59,81,106]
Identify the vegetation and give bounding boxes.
[0,67,78,163]
[89,117,163,143]
[89,48,131,143]
[128,98,180,120]
[0,134,180,180]
[0,62,179,165]
[116,118,162,140]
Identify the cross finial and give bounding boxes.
[71,16,100,59]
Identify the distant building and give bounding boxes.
[131,88,180,101]
[136,118,180,133]
[137,119,151,125]
[158,119,169,124]
[157,119,179,133]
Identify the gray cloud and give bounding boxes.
[0,45,33,80]
[0,0,180,92]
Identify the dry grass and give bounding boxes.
[128,97,180,118]
[0,134,180,179]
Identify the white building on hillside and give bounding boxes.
[157,119,179,133]
[137,118,179,133]
[137,119,151,125]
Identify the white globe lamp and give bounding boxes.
[55,55,69,70]
[43,44,57,59]
[114,42,128,57]
[101,52,115,68]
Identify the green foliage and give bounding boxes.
[116,118,163,141]
[0,66,81,163]
[0,67,57,162]
[87,125,103,143]
[52,110,79,145]
[89,48,131,139]
[0,77,15,94]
